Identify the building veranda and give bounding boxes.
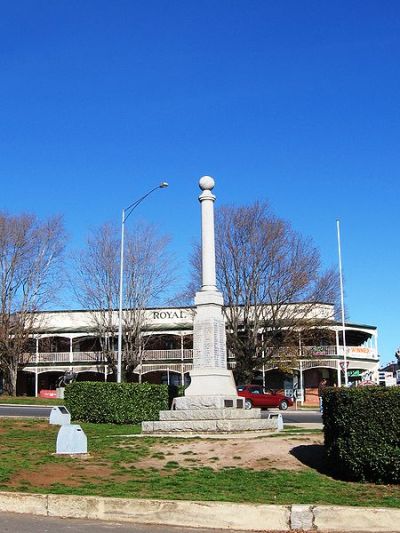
[5,302,379,405]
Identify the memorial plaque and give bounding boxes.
[193,316,227,369]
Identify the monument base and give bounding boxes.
[173,395,244,410]
[184,367,238,396]
[173,367,244,410]
[142,408,282,434]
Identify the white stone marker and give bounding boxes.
[49,406,71,426]
[56,424,88,454]
[174,177,243,410]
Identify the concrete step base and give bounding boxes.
[173,395,245,410]
[142,417,280,434]
[160,408,262,421]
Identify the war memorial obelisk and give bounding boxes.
[142,177,279,433]
[174,175,242,409]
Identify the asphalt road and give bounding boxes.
[0,405,51,418]
[0,404,322,424]
[278,409,322,424]
[0,513,249,533]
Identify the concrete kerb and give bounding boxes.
[1,492,400,531]
[313,505,400,532]
[0,492,48,516]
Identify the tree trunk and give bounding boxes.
[234,357,256,385]
[3,364,18,396]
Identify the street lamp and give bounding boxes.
[117,181,169,383]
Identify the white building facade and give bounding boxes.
[11,304,379,404]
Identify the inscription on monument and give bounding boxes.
[193,317,227,368]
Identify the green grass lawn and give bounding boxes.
[0,396,64,406]
[0,418,399,508]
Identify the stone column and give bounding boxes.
[174,176,242,409]
[193,177,226,370]
[199,176,217,291]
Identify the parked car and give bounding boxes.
[237,385,293,410]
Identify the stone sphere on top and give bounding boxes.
[199,176,215,191]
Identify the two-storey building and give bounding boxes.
[10,303,379,404]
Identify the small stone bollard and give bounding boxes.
[49,406,71,426]
[267,412,284,431]
[56,424,87,454]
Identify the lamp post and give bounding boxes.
[117,182,168,383]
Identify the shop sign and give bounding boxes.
[152,310,187,320]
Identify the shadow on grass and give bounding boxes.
[290,444,342,480]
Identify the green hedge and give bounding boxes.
[64,382,169,424]
[323,387,400,483]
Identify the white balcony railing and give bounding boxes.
[142,349,193,361]
[38,352,71,363]
[302,345,338,357]
[21,345,376,366]
[22,349,194,365]
[23,351,107,364]
[301,345,378,359]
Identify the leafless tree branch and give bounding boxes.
[186,202,339,383]
[0,212,65,395]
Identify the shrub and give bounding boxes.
[323,386,400,483]
[64,382,169,424]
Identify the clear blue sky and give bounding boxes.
[1,1,399,364]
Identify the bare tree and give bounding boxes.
[0,213,65,395]
[189,202,338,384]
[123,223,174,380]
[73,223,119,369]
[73,222,174,380]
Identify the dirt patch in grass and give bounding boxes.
[134,434,324,471]
[10,461,114,488]
[18,421,50,431]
